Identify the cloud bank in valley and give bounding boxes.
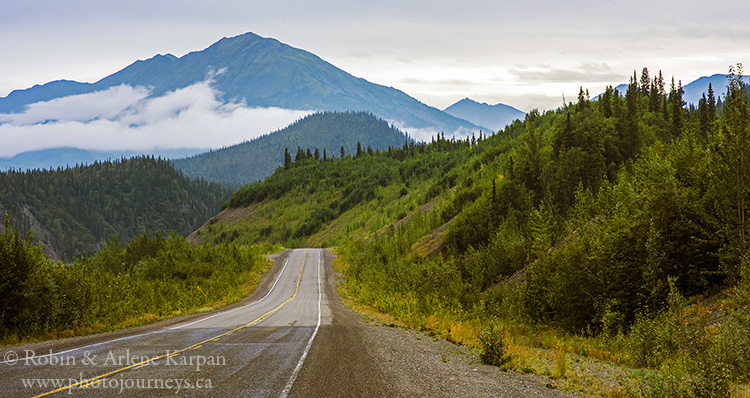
[0,80,313,158]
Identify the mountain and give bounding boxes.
[172,111,409,187]
[599,74,750,106]
[0,32,480,135]
[442,98,525,132]
[0,147,207,172]
[0,156,231,261]
[0,80,93,113]
[681,73,750,105]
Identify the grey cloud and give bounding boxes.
[509,63,625,84]
[399,77,478,86]
[0,81,312,157]
[0,85,150,125]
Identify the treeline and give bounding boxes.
[0,156,231,261]
[0,214,274,342]
[173,111,410,186]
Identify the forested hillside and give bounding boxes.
[173,111,410,186]
[203,66,750,396]
[203,130,482,247]
[0,156,231,261]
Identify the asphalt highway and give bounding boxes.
[0,248,389,397]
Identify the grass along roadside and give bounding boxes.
[4,258,275,348]
[334,245,750,397]
[0,217,283,347]
[331,250,639,396]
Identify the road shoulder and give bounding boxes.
[294,249,571,398]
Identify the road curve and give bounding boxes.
[0,248,382,397]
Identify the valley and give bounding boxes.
[2,27,750,398]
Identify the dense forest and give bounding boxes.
[0,156,231,261]
[206,65,750,396]
[173,111,410,187]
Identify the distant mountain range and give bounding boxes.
[680,74,750,105]
[443,98,525,133]
[173,111,410,187]
[0,147,205,172]
[0,32,482,134]
[605,73,750,106]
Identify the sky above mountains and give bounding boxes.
[2,0,748,112]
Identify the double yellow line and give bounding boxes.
[34,251,308,397]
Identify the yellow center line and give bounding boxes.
[33,250,309,398]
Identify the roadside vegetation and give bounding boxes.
[205,65,750,397]
[0,214,279,346]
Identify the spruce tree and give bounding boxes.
[669,78,685,138]
[640,67,651,96]
[284,147,292,169]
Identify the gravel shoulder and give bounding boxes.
[293,250,572,398]
[360,315,572,397]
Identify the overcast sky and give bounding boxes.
[0,0,748,157]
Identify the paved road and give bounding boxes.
[0,248,388,397]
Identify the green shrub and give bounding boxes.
[478,321,510,367]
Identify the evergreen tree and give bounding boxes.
[600,86,613,118]
[577,87,589,111]
[622,76,641,158]
[284,147,292,169]
[699,94,710,139]
[715,64,750,252]
[640,67,651,96]
[707,83,717,125]
[669,78,685,138]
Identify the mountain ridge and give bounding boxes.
[599,73,750,105]
[443,98,525,132]
[0,32,481,135]
[0,147,207,172]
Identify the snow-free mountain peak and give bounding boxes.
[443,98,525,132]
[0,32,481,137]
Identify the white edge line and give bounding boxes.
[280,248,323,398]
[170,254,292,330]
[0,252,294,364]
[0,330,166,364]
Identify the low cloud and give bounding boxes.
[0,80,313,157]
[390,120,477,143]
